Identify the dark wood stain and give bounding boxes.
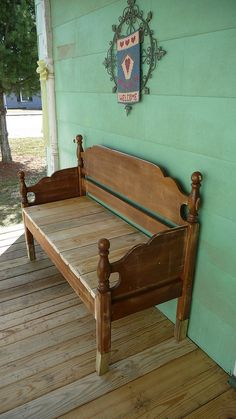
[18,135,202,375]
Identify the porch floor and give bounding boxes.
[0,225,235,418]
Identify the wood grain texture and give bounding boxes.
[23,214,95,314]
[60,353,230,419]
[1,338,196,419]
[87,180,169,234]
[111,279,183,321]
[19,143,202,376]
[23,196,147,304]
[184,389,236,418]
[111,226,187,298]
[175,223,200,340]
[19,167,81,206]
[0,228,229,418]
[0,308,168,391]
[84,145,189,225]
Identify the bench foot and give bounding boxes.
[174,318,189,341]
[25,228,36,261]
[27,244,36,261]
[96,352,110,375]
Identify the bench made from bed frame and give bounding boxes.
[19,135,202,375]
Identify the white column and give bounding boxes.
[45,58,59,172]
[35,0,59,173]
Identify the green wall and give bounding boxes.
[50,0,236,374]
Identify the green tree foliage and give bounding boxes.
[0,0,39,162]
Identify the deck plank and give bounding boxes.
[60,354,230,419]
[0,224,231,418]
[0,273,65,303]
[0,308,166,388]
[0,265,59,291]
[0,303,83,346]
[0,250,47,272]
[0,257,53,281]
[0,311,93,368]
[0,338,196,418]
[0,234,26,250]
[184,388,236,418]
[0,223,24,234]
[0,242,41,262]
[0,283,73,316]
[0,293,78,330]
[0,312,172,413]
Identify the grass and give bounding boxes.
[0,137,47,228]
[11,138,46,157]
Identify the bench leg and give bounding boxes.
[95,292,111,375]
[174,291,190,341]
[174,224,199,341]
[25,227,36,261]
[174,317,189,341]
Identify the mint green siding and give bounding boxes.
[50,0,236,374]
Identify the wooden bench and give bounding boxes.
[18,135,202,375]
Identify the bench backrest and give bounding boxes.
[82,145,189,233]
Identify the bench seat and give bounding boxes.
[24,196,148,306]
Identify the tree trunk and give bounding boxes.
[0,91,12,163]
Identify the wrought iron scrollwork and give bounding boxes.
[103,0,166,113]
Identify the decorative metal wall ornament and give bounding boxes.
[103,0,166,115]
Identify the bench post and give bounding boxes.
[175,172,202,340]
[74,134,85,197]
[18,171,36,261]
[95,238,112,375]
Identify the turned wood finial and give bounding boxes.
[73,134,83,167]
[187,171,202,223]
[18,171,29,207]
[97,238,111,293]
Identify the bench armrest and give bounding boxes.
[18,167,82,206]
[96,226,188,320]
[18,134,85,207]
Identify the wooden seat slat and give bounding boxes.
[70,242,144,278]
[25,197,147,296]
[25,197,103,226]
[62,232,146,268]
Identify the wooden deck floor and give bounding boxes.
[0,224,235,419]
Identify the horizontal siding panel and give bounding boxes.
[55,116,236,223]
[74,1,124,58]
[55,92,236,164]
[188,302,236,374]
[52,20,76,61]
[54,28,236,97]
[55,54,110,93]
[51,0,119,27]
[55,59,76,92]
[52,0,236,60]
[153,29,236,98]
[199,216,236,279]
[194,256,236,324]
[156,0,236,41]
